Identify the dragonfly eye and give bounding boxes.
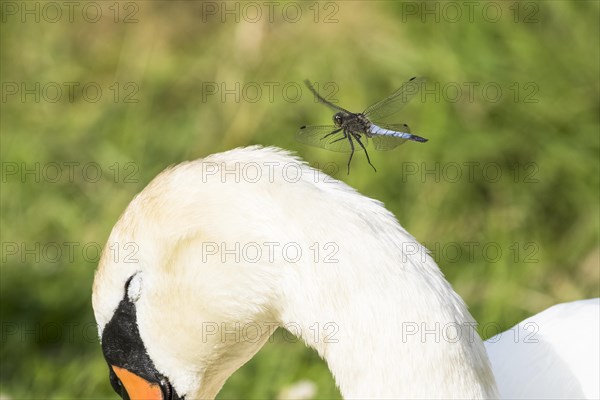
[333,113,344,126]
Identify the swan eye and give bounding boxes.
[159,378,174,400]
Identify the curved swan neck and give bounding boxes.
[277,212,497,398]
[280,266,497,398]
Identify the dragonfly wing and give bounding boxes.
[371,135,407,151]
[296,125,365,153]
[304,80,352,114]
[363,77,425,123]
[376,123,412,133]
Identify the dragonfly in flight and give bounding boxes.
[297,77,428,173]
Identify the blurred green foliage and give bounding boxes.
[1,1,599,398]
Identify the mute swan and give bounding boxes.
[92,146,599,399]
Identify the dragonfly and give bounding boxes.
[297,77,428,174]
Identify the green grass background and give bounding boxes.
[1,1,599,398]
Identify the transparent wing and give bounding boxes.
[363,77,425,123]
[296,125,366,153]
[371,135,408,151]
[376,123,412,133]
[304,80,352,114]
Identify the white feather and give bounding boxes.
[485,299,600,399]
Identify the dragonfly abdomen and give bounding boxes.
[369,124,413,139]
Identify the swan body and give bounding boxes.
[485,298,600,399]
[92,146,595,399]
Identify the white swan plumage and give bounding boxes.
[485,298,599,399]
[92,146,599,399]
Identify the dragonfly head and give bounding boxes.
[333,112,345,127]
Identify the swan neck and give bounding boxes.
[279,255,498,398]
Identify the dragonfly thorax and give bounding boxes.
[333,112,370,131]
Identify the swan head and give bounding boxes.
[93,146,497,399]
[95,235,282,399]
[93,147,312,399]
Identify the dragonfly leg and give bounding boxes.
[329,130,348,144]
[346,130,355,175]
[320,128,343,141]
[352,133,377,172]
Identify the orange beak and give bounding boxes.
[111,365,164,400]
